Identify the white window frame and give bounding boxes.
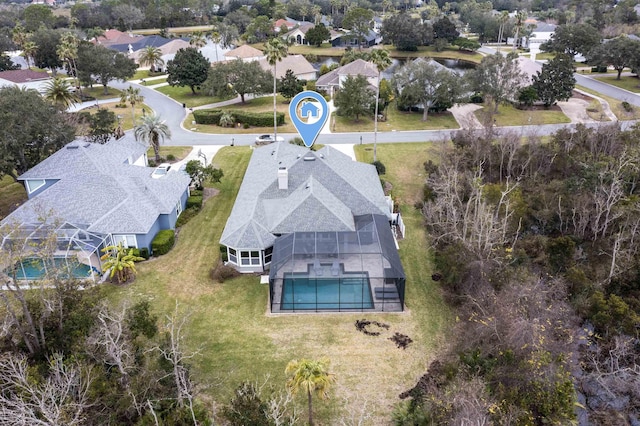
[176,200,183,217]
[112,234,138,248]
[228,247,237,264]
[264,246,273,265]
[25,179,46,194]
[240,250,261,266]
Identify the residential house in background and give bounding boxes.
[0,136,190,280]
[223,44,265,62]
[316,58,379,97]
[257,54,317,81]
[0,69,51,92]
[331,30,381,48]
[524,22,556,60]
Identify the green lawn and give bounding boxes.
[143,77,168,86]
[594,75,640,93]
[155,85,233,108]
[576,85,640,120]
[102,144,451,423]
[332,106,459,132]
[288,44,483,63]
[130,70,167,81]
[186,95,298,134]
[77,102,153,131]
[474,103,571,126]
[146,146,192,163]
[0,175,27,221]
[81,86,123,100]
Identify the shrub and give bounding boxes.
[621,101,633,112]
[151,230,175,256]
[210,261,240,283]
[372,160,386,175]
[166,154,176,161]
[131,247,150,260]
[175,207,199,227]
[193,109,285,127]
[148,159,156,167]
[186,195,203,209]
[219,244,228,262]
[190,189,203,197]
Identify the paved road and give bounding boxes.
[103,64,639,147]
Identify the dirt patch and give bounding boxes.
[202,187,220,203]
[571,90,594,102]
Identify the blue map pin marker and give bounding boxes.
[289,91,329,148]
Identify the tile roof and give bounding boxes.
[257,54,316,79]
[0,69,50,83]
[224,44,264,59]
[5,135,190,235]
[220,143,390,249]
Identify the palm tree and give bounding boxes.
[285,358,335,426]
[264,38,288,142]
[497,10,509,49]
[57,32,81,94]
[209,31,221,62]
[138,46,165,73]
[189,31,207,49]
[124,86,144,124]
[370,49,391,162]
[100,242,144,284]
[21,41,37,69]
[512,10,526,51]
[134,113,171,163]
[43,77,79,110]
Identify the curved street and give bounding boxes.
[99,57,640,147]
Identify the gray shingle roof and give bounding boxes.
[4,136,190,235]
[316,59,378,88]
[220,143,390,249]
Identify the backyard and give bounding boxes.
[102,144,451,423]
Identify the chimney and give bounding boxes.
[277,167,288,190]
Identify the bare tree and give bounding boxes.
[151,302,199,424]
[0,353,93,426]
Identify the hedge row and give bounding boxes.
[186,195,203,209]
[131,247,150,260]
[152,229,175,256]
[193,109,285,127]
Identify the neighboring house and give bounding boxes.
[257,54,317,81]
[107,35,176,54]
[282,23,315,45]
[274,18,298,33]
[316,58,379,97]
[516,56,542,84]
[94,29,140,47]
[0,69,51,93]
[220,143,405,312]
[130,39,191,68]
[224,44,265,62]
[0,135,190,279]
[331,30,381,48]
[524,22,556,58]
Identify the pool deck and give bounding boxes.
[270,255,403,313]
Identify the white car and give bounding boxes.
[151,163,171,179]
[255,134,285,144]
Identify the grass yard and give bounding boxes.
[576,85,640,120]
[146,146,192,163]
[81,86,123,100]
[155,85,233,108]
[474,103,571,127]
[143,77,168,86]
[130,70,167,81]
[332,106,459,133]
[186,95,298,134]
[103,143,451,423]
[0,175,27,221]
[287,44,483,63]
[593,75,640,93]
[78,102,153,131]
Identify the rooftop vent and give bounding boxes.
[83,143,90,148]
[277,167,288,190]
[303,155,316,161]
[66,145,79,150]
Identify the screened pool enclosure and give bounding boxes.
[269,214,405,312]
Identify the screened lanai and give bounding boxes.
[269,214,405,313]
[0,221,108,282]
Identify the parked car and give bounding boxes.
[255,134,285,145]
[151,163,171,178]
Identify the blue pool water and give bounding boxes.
[13,258,92,280]
[281,273,373,310]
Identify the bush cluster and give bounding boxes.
[186,195,203,209]
[130,247,150,260]
[175,207,199,227]
[210,261,240,283]
[151,230,175,256]
[193,109,285,127]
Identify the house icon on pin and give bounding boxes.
[300,101,320,119]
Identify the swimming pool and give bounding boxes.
[12,258,92,280]
[281,273,373,311]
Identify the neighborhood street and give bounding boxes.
[100,61,640,147]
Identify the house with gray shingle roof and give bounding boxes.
[1,135,190,278]
[316,58,379,97]
[220,142,396,273]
